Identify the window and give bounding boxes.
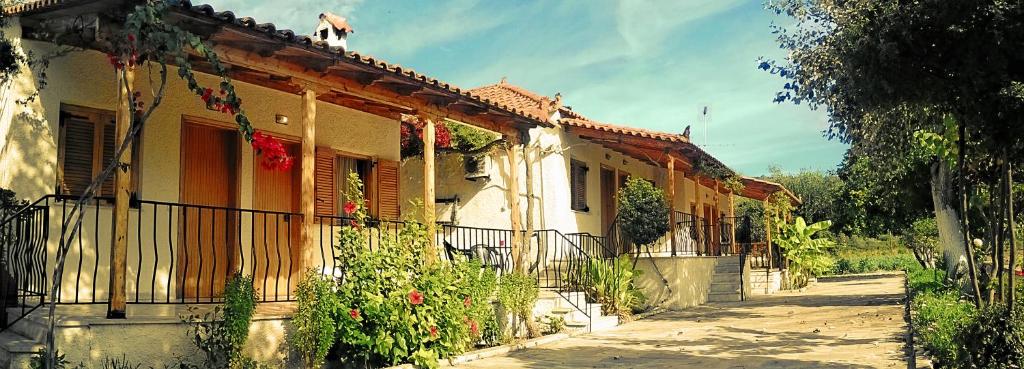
[570,159,589,211]
[315,147,402,220]
[57,105,141,198]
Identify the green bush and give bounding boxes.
[829,254,918,275]
[953,303,1024,368]
[332,173,480,369]
[617,177,670,246]
[290,270,338,369]
[912,291,976,367]
[496,272,539,339]
[179,274,259,369]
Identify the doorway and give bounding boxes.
[178,121,239,300]
[253,140,301,298]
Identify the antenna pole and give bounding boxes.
[702,106,709,147]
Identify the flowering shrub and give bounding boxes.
[332,174,495,368]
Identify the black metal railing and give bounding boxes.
[438,225,594,330]
[0,198,49,329]
[437,225,516,274]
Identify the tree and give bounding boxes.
[762,166,843,225]
[762,0,1024,306]
[617,176,671,249]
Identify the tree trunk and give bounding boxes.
[931,160,967,279]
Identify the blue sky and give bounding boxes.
[204,0,847,176]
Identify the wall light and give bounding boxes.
[275,114,289,125]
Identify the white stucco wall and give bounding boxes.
[400,120,728,237]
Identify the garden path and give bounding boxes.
[454,273,910,368]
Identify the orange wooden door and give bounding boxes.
[178,122,239,300]
[253,140,301,299]
[600,168,616,234]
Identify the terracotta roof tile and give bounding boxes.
[468,78,558,120]
[8,0,551,127]
[559,117,690,144]
[320,12,353,34]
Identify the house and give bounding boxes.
[401,79,801,306]
[404,78,780,253]
[0,1,549,366]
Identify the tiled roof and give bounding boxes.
[468,78,558,120]
[8,0,551,126]
[559,118,690,144]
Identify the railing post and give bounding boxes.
[109,67,135,319]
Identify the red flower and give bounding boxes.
[349,309,360,319]
[126,33,135,43]
[429,326,438,338]
[343,201,357,215]
[251,131,293,171]
[408,289,424,305]
[348,219,360,229]
[463,296,472,307]
[468,319,479,336]
[1016,269,1024,277]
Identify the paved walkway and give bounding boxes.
[456,273,909,368]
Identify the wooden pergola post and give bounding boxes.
[108,67,134,319]
[504,132,524,273]
[667,157,677,256]
[764,198,773,269]
[728,191,736,248]
[422,117,438,265]
[299,88,317,272]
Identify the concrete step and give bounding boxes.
[709,282,740,294]
[707,291,742,303]
[0,329,42,369]
[712,274,740,284]
[565,314,619,333]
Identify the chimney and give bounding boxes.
[314,12,353,50]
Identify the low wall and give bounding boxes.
[634,256,718,310]
[16,305,299,368]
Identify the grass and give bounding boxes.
[825,234,920,275]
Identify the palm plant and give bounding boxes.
[775,217,835,288]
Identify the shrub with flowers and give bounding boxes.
[331,173,496,368]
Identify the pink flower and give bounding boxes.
[348,219,360,229]
[463,296,472,307]
[429,326,438,338]
[468,319,479,336]
[343,201,357,215]
[408,289,424,305]
[349,309,360,319]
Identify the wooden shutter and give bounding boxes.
[314,147,336,218]
[570,160,588,211]
[377,159,401,220]
[100,119,116,196]
[59,115,96,196]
